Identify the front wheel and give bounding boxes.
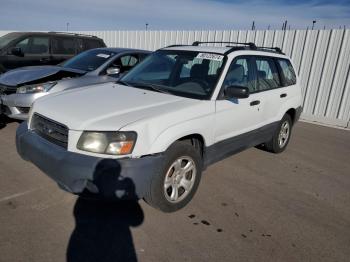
[265,114,293,153]
[144,141,202,212]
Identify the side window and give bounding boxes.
[15,37,49,54]
[83,39,102,50]
[110,55,139,74]
[120,55,139,67]
[222,57,257,93]
[255,57,280,90]
[52,37,76,55]
[15,38,30,53]
[76,39,84,53]
[276,59,296,86]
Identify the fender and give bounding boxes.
[139,114,215,156]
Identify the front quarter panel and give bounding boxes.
[121,100,216,157]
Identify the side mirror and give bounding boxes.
[224,85,249,99]
[106,66,120,76]
[11,47,24,57]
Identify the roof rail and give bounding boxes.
[48,31,98,38]
[256,46,284,54]
[164,44,190,48]
[192,41,257,49]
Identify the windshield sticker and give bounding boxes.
[196,53,224,61]
[97,53,110,59]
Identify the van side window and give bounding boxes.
[52,37,76,55]
[84,39,102,50]
[255,57,280,90]
[15,37,49,54]
[222,57,257,93]
[276,59,296,86]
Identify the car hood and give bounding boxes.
[0,66,86,87]
[32,83,197,131]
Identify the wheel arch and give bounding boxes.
[285,108,296,123]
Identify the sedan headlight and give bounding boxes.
[17,82,57,94]
[77,131,137,155]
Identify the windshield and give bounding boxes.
[62,49,116,72]
[0,33,21,49]
[120,50,226,99]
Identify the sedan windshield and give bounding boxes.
[0,33,21,49]
[120,50,226,100]
[62,49,116,72]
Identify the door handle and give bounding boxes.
[250,100,260,106]
[280,93,287,98]
[40,58,50,62]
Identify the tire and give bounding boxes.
[144,140,203,213]
[265,114,293,153]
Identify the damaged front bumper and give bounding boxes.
[16,122,164,199]
[1,93,46,120]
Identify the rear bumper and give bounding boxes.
[16,122,164,199]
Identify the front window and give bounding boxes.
[0,33,21,49]
[17,37,49,54]
[120,50,226,99]
[62,49,116,72]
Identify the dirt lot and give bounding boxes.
[0,119,349,262]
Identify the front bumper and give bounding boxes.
[16,122,164,199]
[1,93,46,120]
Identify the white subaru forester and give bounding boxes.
[16,42,302,212]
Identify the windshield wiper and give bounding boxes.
[128,82,171,94]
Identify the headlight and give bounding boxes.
[17,82,57,94]
[77,131,137,155]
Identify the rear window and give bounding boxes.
[52,37,76,55]
[277,59,296,86]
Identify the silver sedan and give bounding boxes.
[0,48,150,120]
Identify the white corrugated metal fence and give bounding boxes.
[1,30,349,128]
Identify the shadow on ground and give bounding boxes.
[67,198,144,262]
[67,159,145,262]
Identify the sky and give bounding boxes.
[0,0,349,31]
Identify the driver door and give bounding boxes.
[4,36,51,69]
[214,56,263,149]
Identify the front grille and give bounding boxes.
[0,85,17,95]
[16,107,30,114]
[31,113,68,149]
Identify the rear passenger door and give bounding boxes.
[253,56,290,125]
[51,36,77,65]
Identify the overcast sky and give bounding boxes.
[0,0,349,31]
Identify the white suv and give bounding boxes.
[16,42,302,212]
